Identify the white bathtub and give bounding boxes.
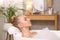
[7,26,60,40]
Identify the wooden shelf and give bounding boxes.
[26,14,58,30]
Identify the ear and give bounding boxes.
[17,23,20,27]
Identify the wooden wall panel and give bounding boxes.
[46,0,53,7]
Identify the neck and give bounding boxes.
[22,28,30,37]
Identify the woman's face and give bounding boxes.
[17,15,32,28]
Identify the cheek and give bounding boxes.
[18,19,21,22]
[18,23,24,28]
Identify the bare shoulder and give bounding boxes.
[28,32,37,38]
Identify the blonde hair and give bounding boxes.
[11,15,24,27]
[11,16,19,27]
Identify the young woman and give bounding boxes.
[11,15,36,38]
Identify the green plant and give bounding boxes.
[6,6,17,22]
[0,6,21,23]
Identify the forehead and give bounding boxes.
[17,16,23,23]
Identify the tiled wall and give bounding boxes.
[53,0,60,29]
[0,16,4,40]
